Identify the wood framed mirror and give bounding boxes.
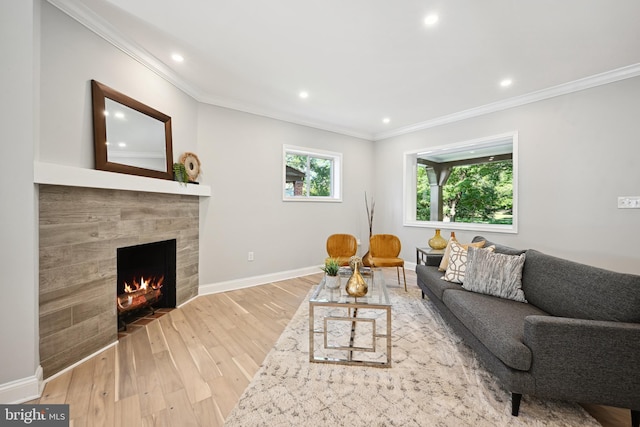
[91,80,174,180]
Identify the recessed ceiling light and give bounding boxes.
[118,142,126,148]
[382,117,390,124]
[171,53,184,62]
[114,111,125,119]
[500,78,513,87]
[424,14,439,26]
[299,91,309,99]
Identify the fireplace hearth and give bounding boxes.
[117,239,177,330]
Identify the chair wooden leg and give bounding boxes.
[402,265,407,291]
[511,393,522,416]
[396,267,400,285]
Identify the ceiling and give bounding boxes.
[52,0,640,140]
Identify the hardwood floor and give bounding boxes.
[31,274,317,427]
[28,270,629,427]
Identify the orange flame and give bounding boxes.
[122,276,164,294]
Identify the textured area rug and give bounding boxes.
[224,286,600,426]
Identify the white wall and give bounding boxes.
[0,1,201,400]
[374,76,640,274]
[0,0,40,401]
[4,0,639,403]
[197,104,373,286]
[38,2,198,167]
[37,2,375,294]
[36,0,640,281]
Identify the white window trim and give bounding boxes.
[282,144,343,202]
[403,131,518,234]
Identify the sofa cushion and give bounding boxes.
[443,289,549,371]
[522,249,640,322]
[472,236,525,256]
[416,264,462,300]
[443,241,494,283]
[443,240,469,283]
[463,247,527,303]
[438,239,486,271]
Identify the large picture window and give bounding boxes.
[283,145,342,201]
[404,132,518,233]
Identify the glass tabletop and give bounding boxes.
[310,267,390,306]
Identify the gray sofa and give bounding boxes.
[415,236,640,426]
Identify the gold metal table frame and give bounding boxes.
[309,268,392,368]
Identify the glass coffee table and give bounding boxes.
[309,267,392,367]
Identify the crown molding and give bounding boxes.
[46,1,640,143]
[46,0,373,141]
[47,0,204,99]
[374,63,640,141]
[197,93,374,140]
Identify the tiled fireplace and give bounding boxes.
[38,185,199,378]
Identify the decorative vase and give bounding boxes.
[428,229,447,250]
[349,255,362,271]
[345,259,368,297]
[325,274,340,290]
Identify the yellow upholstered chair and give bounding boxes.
[369,234,407,291]
[325,234,358,266]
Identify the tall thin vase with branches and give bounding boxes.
[363,192,375,266]
[365,192,375,238]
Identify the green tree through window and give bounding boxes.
[286,154,331,196]
[416,160,513,224]
[283,145,342,201]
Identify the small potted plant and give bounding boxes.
[321,258,341,289]
[173,163,189,185]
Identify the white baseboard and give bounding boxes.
[41,341,118,387]
[199,266,320,295]
[177,294,199,308]
[0,365,42,404]
[0,267,329,404]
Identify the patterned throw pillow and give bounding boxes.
[438,239,486,271]
[463,246,527,303]
[442,241,493,284]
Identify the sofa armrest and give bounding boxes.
[524,315,640,409]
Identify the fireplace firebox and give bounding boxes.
[116,239,177,330]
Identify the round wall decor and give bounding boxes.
[180,152,201,182]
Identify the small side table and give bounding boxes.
[416,247,445,266]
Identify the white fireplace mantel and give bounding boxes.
[34,162,211,197]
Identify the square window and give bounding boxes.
[404,132,518,233]
[283,145,342,202]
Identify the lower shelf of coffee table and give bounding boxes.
[309,303,392,368]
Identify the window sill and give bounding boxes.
[403,220,517,234]
[283,197,342,203]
